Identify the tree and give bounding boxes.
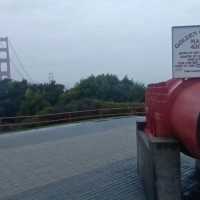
[60,74,145,104]
[19,88,50,115]
[0,74,146,117]
[0,79,28,117]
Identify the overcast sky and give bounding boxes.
[0,0,199,86]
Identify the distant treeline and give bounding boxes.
[0,74,145,117]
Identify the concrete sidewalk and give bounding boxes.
[0,117,196,200]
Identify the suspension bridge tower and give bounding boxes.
[0,37,11,80]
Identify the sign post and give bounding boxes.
[172,25,200,78]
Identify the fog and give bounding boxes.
[0,0,199,86]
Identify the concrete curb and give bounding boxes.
[136,120,181,200]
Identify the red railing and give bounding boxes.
[0,104,145,132]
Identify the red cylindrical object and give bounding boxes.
[145,78,200,159]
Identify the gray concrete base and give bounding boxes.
[136,120,181,200]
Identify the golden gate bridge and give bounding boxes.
[0,37,34,82]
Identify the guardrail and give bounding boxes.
[0,104,145,132]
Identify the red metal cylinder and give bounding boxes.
[145,78,200,159]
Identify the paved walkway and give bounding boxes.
[0,117,197,199]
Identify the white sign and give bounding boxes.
[172,25,200,78]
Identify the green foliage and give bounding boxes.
[19,88,50,115]
[0,74,145,117]
[60,74,145,104]
[0,79,28,117]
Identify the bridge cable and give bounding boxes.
[10,58,25,80]
[8,40,34,82]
